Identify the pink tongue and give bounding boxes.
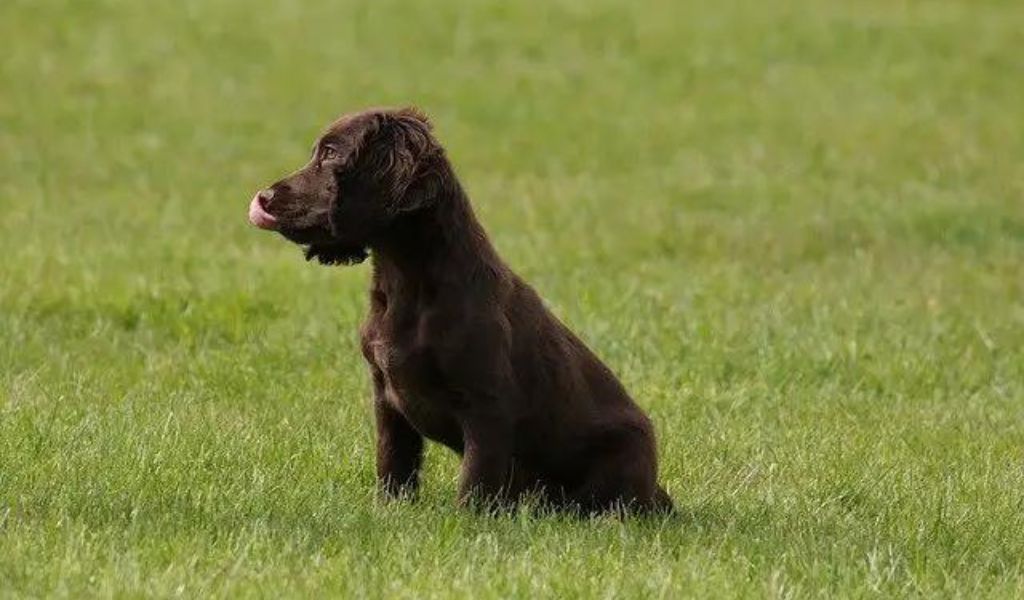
[248,194,278,230]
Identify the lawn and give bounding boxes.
[2,0,1023,597]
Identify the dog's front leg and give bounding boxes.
[374,376,424,500]
[457,412,513,510]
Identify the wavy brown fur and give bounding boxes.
[251,107,672,514]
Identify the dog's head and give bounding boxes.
[248,107,441,265]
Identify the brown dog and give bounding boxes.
[249,107,672,514]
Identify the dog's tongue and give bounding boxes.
[248,194,278,230]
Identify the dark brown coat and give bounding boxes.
[249,107,672,514]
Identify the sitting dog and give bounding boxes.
[248,107,672,514]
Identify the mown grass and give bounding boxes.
[2,0,1023,597]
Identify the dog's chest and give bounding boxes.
[368,333,432,389]
[366,327,463,448]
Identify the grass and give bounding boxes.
[2,0,1024,597]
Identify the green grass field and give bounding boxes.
[3,0,1024,597]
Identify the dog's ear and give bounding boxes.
[361,107,441,213]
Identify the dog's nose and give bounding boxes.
[256,188,275,209]
[249,189,279,230]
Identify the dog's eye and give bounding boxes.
[321,146,339,161]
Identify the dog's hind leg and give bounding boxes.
[566,424,667,515]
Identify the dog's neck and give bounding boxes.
[370,174,505,298]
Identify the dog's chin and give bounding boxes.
[303,243,369,266]
[276,225,368,266]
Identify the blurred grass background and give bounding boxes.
[2,0,1023,597]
